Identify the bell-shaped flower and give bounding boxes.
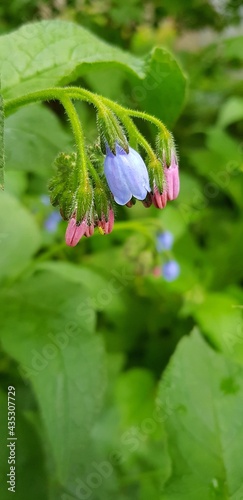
[104,144,151,205]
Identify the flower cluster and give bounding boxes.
[48,103,180,246]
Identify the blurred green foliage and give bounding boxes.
[0,1,243,499]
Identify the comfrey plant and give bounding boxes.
[4,87,180,246]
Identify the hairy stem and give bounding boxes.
[59,96,87,178]
[4,86,170,161]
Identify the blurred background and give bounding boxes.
[0,1,243,499]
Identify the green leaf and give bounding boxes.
[0,20,187,126]
[136,47,187,127]
[158,330,243,499]
[188,128,243,208]
[217,97,243,128]
[222,36,243,61]
[206,128,242,166]
[115,368,156,428]
[0,391,48,500]
[0,271,106,494]
[5,103,72,177]
[4,170,27,197]
[0,191,41,281]
[0,91,4,189]
[191,293,243,363]
[114,369,171,495]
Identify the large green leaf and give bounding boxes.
[0,20,186,126]
[0,271,106,495]
[0,191,41,281]
[158,330,243,499]
[5,103,72,177]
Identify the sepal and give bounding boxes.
[97,110,128,154]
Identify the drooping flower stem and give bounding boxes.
[86,157,102,186]
[60,88,163,161]
[5,86,171,152]
[5,89,89,181]
[4,88,68,116]
[59,96,88,180]
[107,106,157,162]
[68,89,158,161]
[100,96,170,140]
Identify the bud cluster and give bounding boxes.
[49,152,114,246]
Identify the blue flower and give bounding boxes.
[157,231,174,252]
[162,260,180,282]
[44,211,62,233]
[104,144,151,205]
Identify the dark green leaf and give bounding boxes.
[0,191,41,281]
[0,20,187,126]
[158,330,243,499]
[0,271,106,494]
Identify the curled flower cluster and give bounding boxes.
[48,101,180,247]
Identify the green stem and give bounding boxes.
[66,89,157,160]
[4,86,170,160]
[4,87,104,116]
[59,95,87,177]
[5,88,66,115]
[5,89,88,178]
[95,94,170,139]
[5,87,170,139]
[112,218,164,245]
[111,108,156,160]
[126,108,170,139]
[87,157,102,186]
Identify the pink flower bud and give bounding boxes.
[165,155,180,201]
[152,187,167,209]
[107,208,115,233]
[84,223,94,238]
[65,217,87,246]
[98,208,115,235]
